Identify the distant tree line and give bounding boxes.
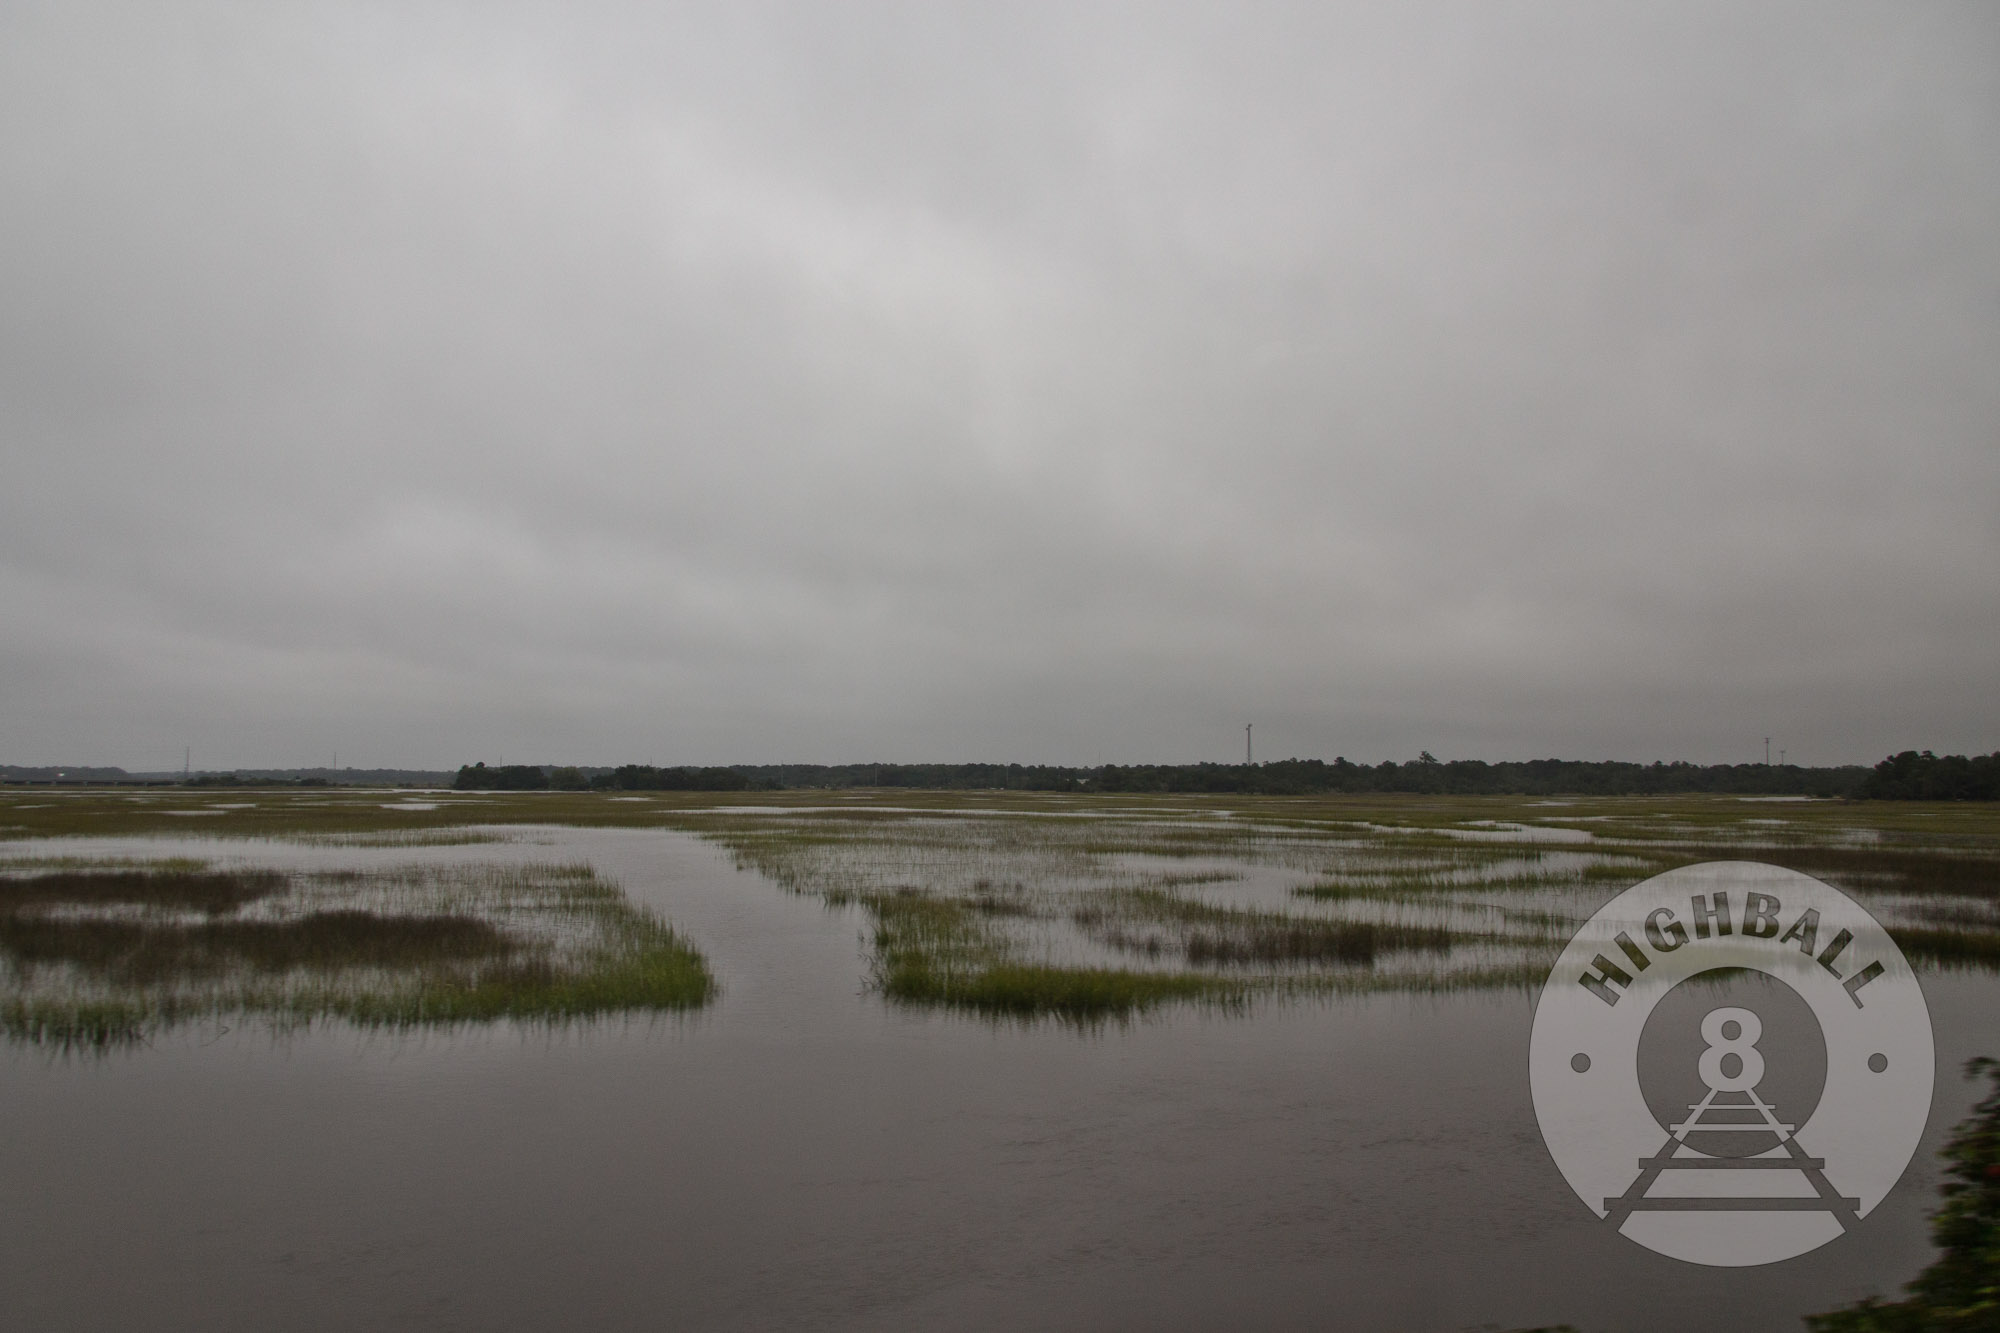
[1,766,455,787]
[736,763,1097,792]
[1087,757,1876,797]
[590,765,769,791]
[454,763,562,790]
[733,757,1876,797]
[185,773,330,788]
[1853,751,2000,801]
[453,757,1866,796]
[450,751,1998,799]
[453,762,769,792]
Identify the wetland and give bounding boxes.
[2,785,1995,1329]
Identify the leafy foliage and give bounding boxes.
[1808,1059,2000,1331]
[453,762,555,790]
[589,764,766,791]
[1859,752,2000,802]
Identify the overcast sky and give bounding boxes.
[3,2,1996,771]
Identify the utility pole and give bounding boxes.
[1246,723,1253,766]
[183,747,190,781]
[1779,749,1786,767]
[1764,737,1771,766]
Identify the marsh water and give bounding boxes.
[3,824,1994,1331]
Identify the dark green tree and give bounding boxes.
[1858,752,2000,802]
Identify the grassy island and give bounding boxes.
[0,859,713,1048]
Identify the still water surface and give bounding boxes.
[2,827,1990,1331]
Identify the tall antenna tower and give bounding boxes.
[1764,737,1771,766]
[1245,723,1253,766]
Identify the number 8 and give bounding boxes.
[1698,1006,1765,1092]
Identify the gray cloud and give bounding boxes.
[4,1,1996,769]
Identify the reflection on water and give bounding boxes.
[0,827,1992,1329]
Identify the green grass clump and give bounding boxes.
[887,961,1239,1020]
[0,997,153,1049]
[338,915,713,1024]
[864,889,1239,1020]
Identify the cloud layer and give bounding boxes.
[4,2,1997,768]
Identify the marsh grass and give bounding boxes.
[1074,889,1455,966]
[864,890,1245,1020]
[896,963,1242,1021]
[1187,919,1446,966]
[279,829,514,849]
[0,867,283,915]
[0,862,712,1048]
[1887,927,2000,968]
[7,786,1996,1025]
[1901,899,2000,930]
[1645,842,2000,898]
[700,809,1582,1018]
[0,911,516,984]
[666,791,2000,1019]
[0,855,211,874]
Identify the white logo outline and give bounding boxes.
[1529,861,1934,1266]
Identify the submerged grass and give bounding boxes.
[279,829,515,849]
[0,855,211,874]
[0,867,283,915]
[0,911,516,984]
